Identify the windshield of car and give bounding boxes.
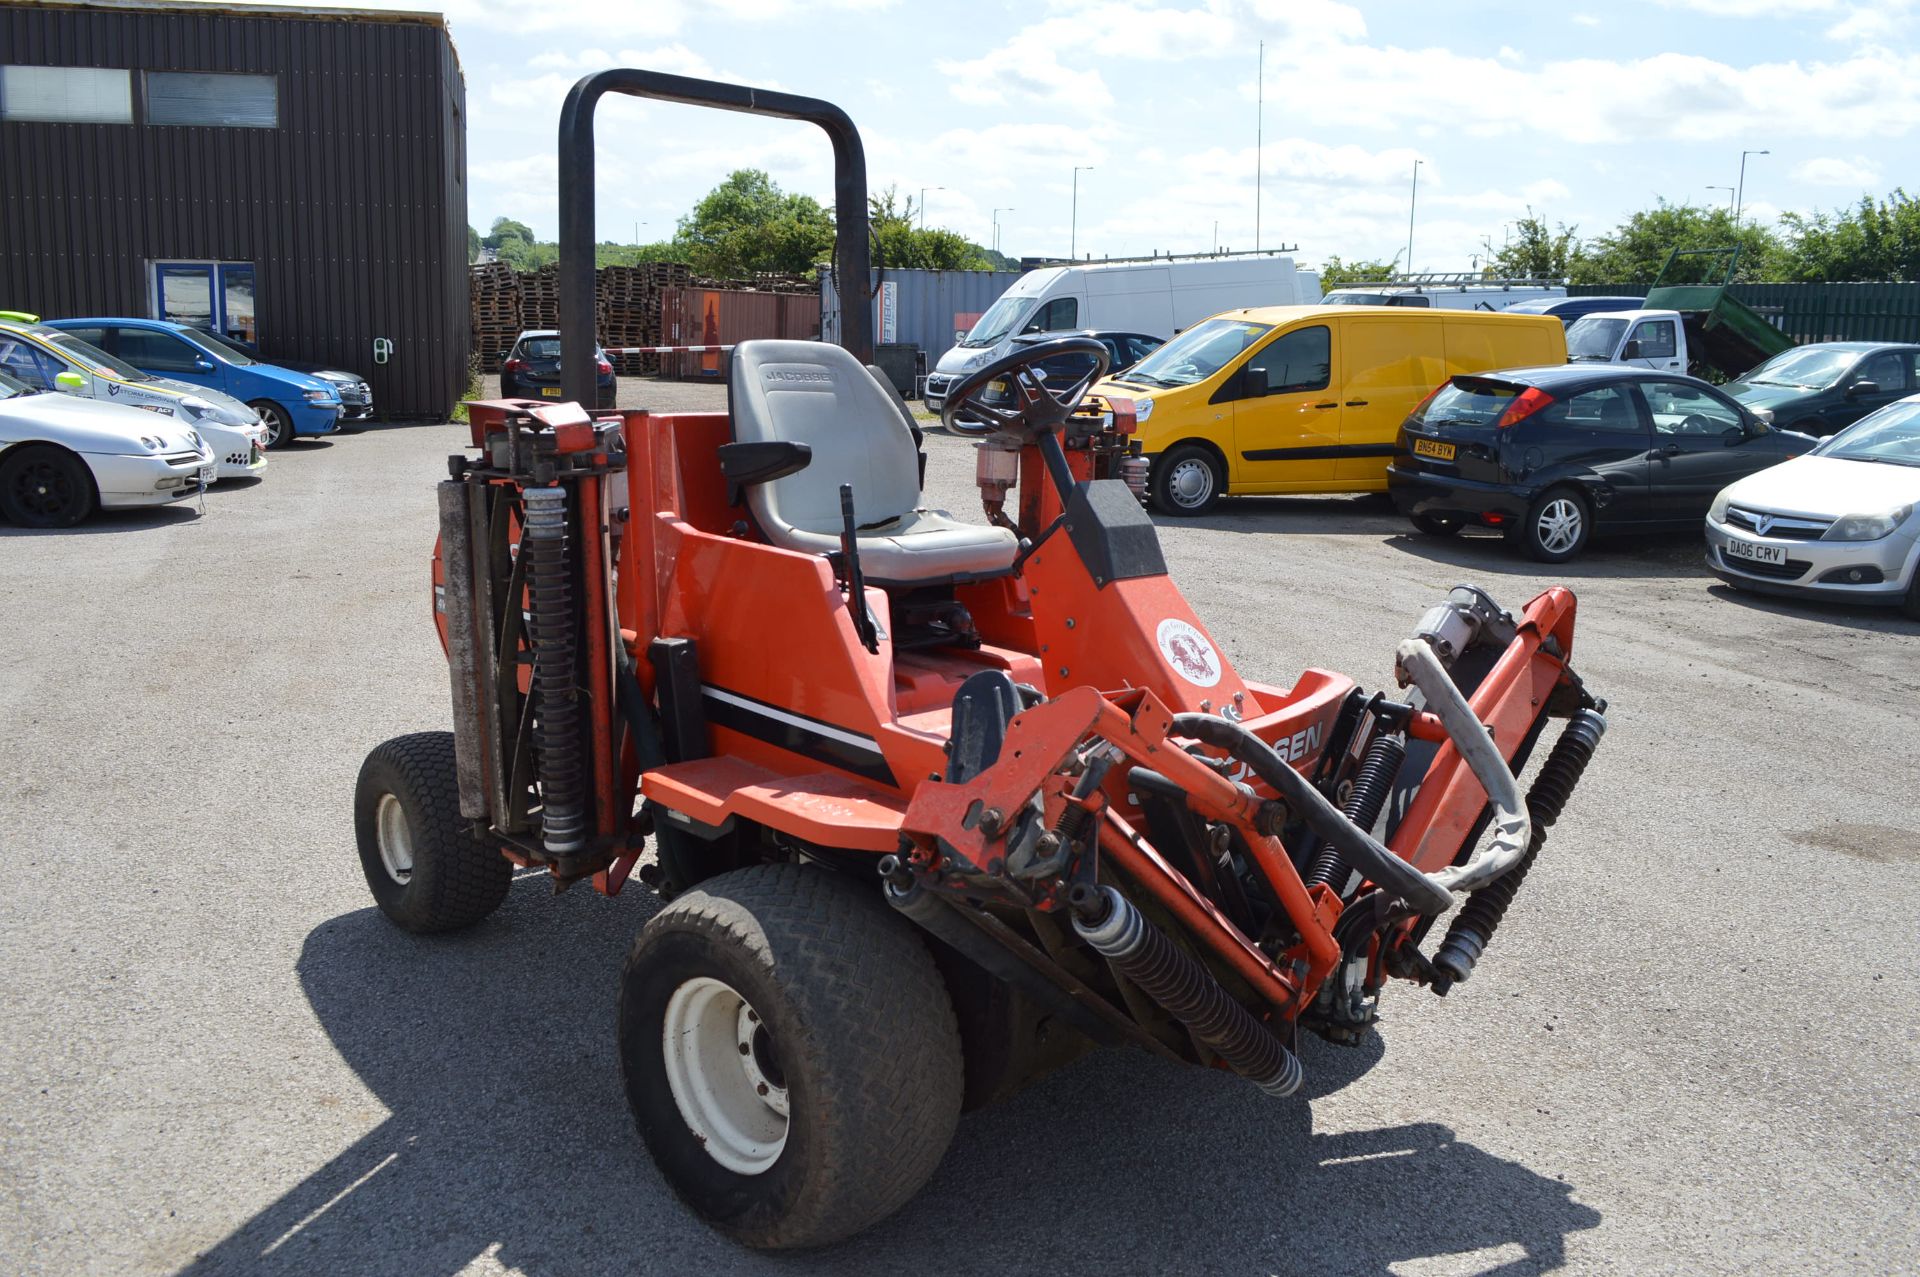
[959,294,1036,348]
[518,337,563,359]
[1814,401,1920,468]
[45,333,154,382]
[0,368,35,398]
[1114,318,1273,389]
[187,329,257,365]
[1565,317,1628,361]
[1735,346,1856,390]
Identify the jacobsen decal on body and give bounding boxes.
[1156,617,1222,688]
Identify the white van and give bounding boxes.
[924,255,1321,410]
[1321,281,1566,312]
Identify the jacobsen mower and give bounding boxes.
[352,71,1607,1249]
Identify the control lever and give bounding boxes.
[838,483,880,654]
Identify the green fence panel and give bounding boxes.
[1568,282,1920,343]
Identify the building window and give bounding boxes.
[145,71,278,128]
[0,66,134,123]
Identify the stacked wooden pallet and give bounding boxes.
[599,262,692,374]
[468,262,522,370]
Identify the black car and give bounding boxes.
[1501,296,1646,326]
[501,329,617,409]
[961,329,1162,420]
[1387,364,1817,561]
[194,329,375,422]
[1723,341,1920,437]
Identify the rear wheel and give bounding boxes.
[1149,444,1224,516]
[0,444,96,528]
[1409,512,1463,537]
[252,401,295,450]
[1514,487,1591,562]
[619,863,963,1249]
[353,732,511,932]
[1903,571,1920,621]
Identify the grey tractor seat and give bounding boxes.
[728,339,1018,583]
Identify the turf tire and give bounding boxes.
[353,731,511,932]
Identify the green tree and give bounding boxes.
[868,187,994,271]
[467,224,481,263]
[672,169,836,279]
[1778,189,1919,282]
[1315,255,1398,287]
[1490,210,1581,280]
[595,240,693,268]
[1570,200,1783,285]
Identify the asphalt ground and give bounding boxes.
[3,377,1916,1276]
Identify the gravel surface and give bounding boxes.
[3,380,1916,1275]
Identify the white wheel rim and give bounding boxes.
[1537,499,1582,554]
[1167,458,1214,507]
[662,976,789,1175]
[374,793,413,884]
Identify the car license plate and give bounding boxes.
[540,387,563,398]
[1412,437,1455,461]
[986,379,1008,396]
[1726,539,1787,566]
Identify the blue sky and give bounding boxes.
[314,0,1913,272]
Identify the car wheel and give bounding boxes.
[251,400,295,450]
[353,732,512,933]
[1149,444,1224,516]
[1409,512,1463,537]
[0,444,97,528]
[619,863,963,1249]
[1903,571,1920,622]
[1516,487,1592,562]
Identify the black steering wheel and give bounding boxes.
[940,336,1111,440]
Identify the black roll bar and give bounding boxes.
[556,69,873,404]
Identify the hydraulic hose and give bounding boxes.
[1169,713,1454,916]
[1072,885,1302,1098]
[523,485,588,856]
[1391,639,1530,896]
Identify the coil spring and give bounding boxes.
[523,486,587,855]
[1074,886,1302,1098]
[1303,733,1408,891]
[1432,707,1605,984]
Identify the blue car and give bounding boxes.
[43,317,341,448]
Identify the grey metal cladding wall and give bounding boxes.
[0,5,467,417]
[821,268,1022,356]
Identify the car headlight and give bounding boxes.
[178,395,213,418]
[1823,504,1913,541]
[1708,489,1730,522]
[303,388,339,403]
[138,435,162,451]
[1133,397,1155,424]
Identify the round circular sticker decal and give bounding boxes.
[1156,617,1222,688]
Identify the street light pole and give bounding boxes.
[1405,159,1422,277]
[992,207,1014,254]
[1735,150,1769,223]
[918,186,944,230]
[1071,166,1094,259]
[1706,184,1735,212]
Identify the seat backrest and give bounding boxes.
[729,340,920,536]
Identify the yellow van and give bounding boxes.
[1094,305,1567,514]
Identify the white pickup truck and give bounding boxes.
[1564,308,1691,373]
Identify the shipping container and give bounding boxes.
[660,287,822,379]
[820,268,1023,374]
[0,1,468,419]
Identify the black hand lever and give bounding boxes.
[839,483,880,654]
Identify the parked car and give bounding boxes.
[1706,394,1920,615]
[924,255,1319,412]
[192,329,375,426]
[1321,282,1566,311]
[44,317,340,449]
[500,330,616,408]
[0,315,268,481]
[1722,342,1920,438]
[1095,305,1566,515]
[1502,295,1647,326]
[958,329,1163,423]
[0,367,216,527]
[1388,365,1816,561]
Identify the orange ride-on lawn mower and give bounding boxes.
[352,70,1608,1249]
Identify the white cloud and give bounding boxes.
[1571,13,1601,26]
[938,32,1115,112]
[1792,155,1882,187]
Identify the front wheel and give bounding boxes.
[619,863,963,1249]
[1514,487,1592,562]
[1149,444,1224,516]
[353,732,511,932]
[0,444,96,528]
[252,401,295,450]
